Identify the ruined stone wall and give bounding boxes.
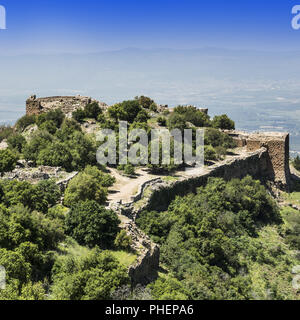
[227,131,291,189]
[144,148,270,213]
[114,148,270,218]
[26,95,107,117]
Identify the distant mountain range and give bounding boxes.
[1,47,300,152]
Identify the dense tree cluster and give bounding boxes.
[22,119,97,171]
[64,166,115,207]
[51,249,129,300]
[2,96,294,301]
[72,102,103,123]
[66,200,120,248]
[0,149,18,175]
[137,176,300,300]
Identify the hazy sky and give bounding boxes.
[1,1,300,152]
[0,0,300,54]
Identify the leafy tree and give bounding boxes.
[26,128,96,171]
[205,127,236,149]
[114,230,132,250]
[65,201,120,248]
[118,163,135,176]
[135,96,154,109]
[149,276,189,300]
[37,141,72,170]
[0,149,18,175]
[212,114,235,130]
[7,134,27,153]
[149,103,158,112]
[64,166,114,207]
[37,109,65,129]
[138,176,285,300]
[51,249,129,300]
[84,102,102,120]
[15,115,36,132]
[157,117,167,126]
[167,113,187,131]
[34,180,61,213]
[204,145,217,161]
[173,106,210,127]
[39,120,57,134]
[0,204,64,251]
[108,100,142,123]
[56,118,82,138]
[0,179,61,214]
[23,130,53,163]
[135,109,150,123]
[72,109,86,123]
[0,125,14,142]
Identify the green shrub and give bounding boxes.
[23,130,53,164]
[84,102,102,119]
[212,114,235,130]
[64,166,114,207]
[149,103,158,112]
[108,100,142,123]
[114,230,132,250]
[65,200,120,248]
[157,117,167,126]
[0,149,18,175]
[72,109,86,123]
[124,164,135,176]
[204,145,217,161]
[0,125,14,141]
[37,109,65,129]
[7,134,27,153]
[173,106,210,127]
[51,249,129,300]
[15,115,36,132]
[39,120,57,134]
[135,96,154,109]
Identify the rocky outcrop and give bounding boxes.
[26,95,107,117]
[2,161,78,190]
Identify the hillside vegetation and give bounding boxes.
[1,96,299,300]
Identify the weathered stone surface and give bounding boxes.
[226,131,291,189]
[26,95,107,117]
[2,162,78,189]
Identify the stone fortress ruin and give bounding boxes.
[26,95,107,117]
[25,94,292,190]
[227,130,291,189]
[20,94,295,284]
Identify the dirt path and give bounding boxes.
[107,148,247,205]
[107,168,157,204]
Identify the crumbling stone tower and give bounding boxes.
[229,131,291,190]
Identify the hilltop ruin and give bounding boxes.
[227,130,291,189]
[25,95,291,190]
[26,95,107,117]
